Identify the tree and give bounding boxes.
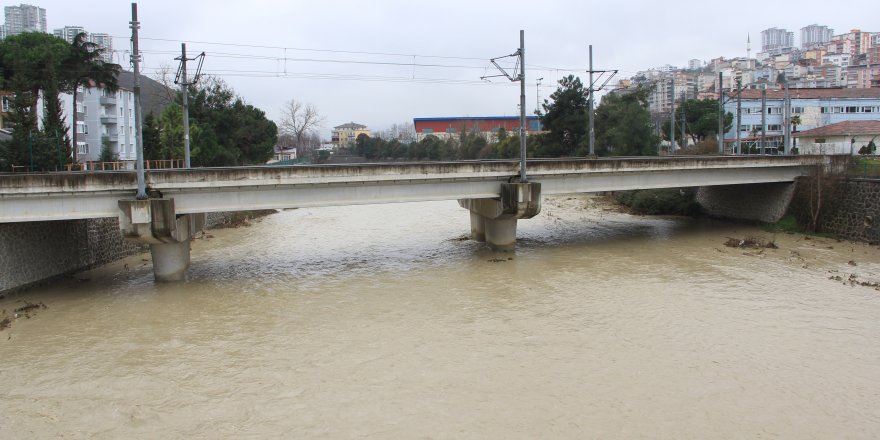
[538,75,588,157]
[279,99,324,151]
[593,86,659,156]
[185,77,277,165]
[664,98,732,145]
[0,32,70,170]
[63,32,121,159]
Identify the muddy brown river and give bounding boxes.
[2,195,879,438]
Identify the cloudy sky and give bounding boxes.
[22,0,880,137]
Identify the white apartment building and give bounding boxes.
[801,24,834,50]
[53,26,114,64]
[2,3,46,36]
[68,85,137,164]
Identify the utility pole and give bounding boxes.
[717,72,724,154]
[783,79,791,154]
[588,45,595,156]
[761,88,767,154]
[519,30,527,182]
[735,78,742,154]
[670,77,675,155]
[175,44,205,169]
[179,43,190,168]
[583,47,617,157]
[130,3,146,200]
[483,30,528,182]
[681,96,686,152]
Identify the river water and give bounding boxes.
[2,194,879,439]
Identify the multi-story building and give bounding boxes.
[53,27,114,64]
[331,122,370,147]
[723,88,880,145]
[761,27,794,53]
[53,25,84,42]
[687,59,704,71]
[412,116,543,142]
[89,33,113,63]
[829,29,872,58]
[801,24,834,50]
[70,84,138,164]
[0,25,6,39]
[3,4,46,36]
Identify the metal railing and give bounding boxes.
[849,159,880,178]
[64,159,185,172]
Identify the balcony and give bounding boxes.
[101,134,118,143]
[100,115,117,124]
[99,96,116,105]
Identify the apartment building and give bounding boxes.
[53,26,114,64]
[331,122,370,147]
[2,4,46,37]
[723,88,880,141]
[801,24,834,50]
[71,84,137,164]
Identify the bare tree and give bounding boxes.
[279,99,324,148]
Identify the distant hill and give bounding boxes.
[116,70,175,117]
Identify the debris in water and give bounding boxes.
[724,236,778,250]
[848,260,858,266]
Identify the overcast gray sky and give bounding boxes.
[22,0,880,137]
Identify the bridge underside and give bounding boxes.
[0,156,826,283]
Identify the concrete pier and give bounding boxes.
[118,199,204,281]
[459,183,541,251]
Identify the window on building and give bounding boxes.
[76,122,88,134]
[77,142,89,154]
[846,106,858,113]
[422,128,433,134]
[445,127,456,133]
[740,124,750,132]
[76,101,84,113]
[767,124,781,131]
[815,138,826,143]
[793,107,804,114]
[82,105,87,116]
[120,126,125,136]
[1,96,9,112]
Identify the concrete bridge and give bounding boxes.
[0,155,827,282]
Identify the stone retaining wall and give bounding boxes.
[819,179,880,244]
[0,211,250,295]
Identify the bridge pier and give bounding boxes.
[118,199,205,282]
[459,183,541,251]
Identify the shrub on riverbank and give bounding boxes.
[613,188,702,216]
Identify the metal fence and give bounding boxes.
[849,160,880,178]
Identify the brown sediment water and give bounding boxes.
[1,195,879,438]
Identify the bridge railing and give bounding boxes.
[64,159,185,172]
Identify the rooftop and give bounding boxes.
[794,120,880,137]
[334,122,367,130]
[734,88,880,100]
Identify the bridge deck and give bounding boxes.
[0,156,825,222]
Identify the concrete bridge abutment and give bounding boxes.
[118,199,205,282]
[459,183,541,251]
[696,182,797,223]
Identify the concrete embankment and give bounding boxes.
[0,211,273,295]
